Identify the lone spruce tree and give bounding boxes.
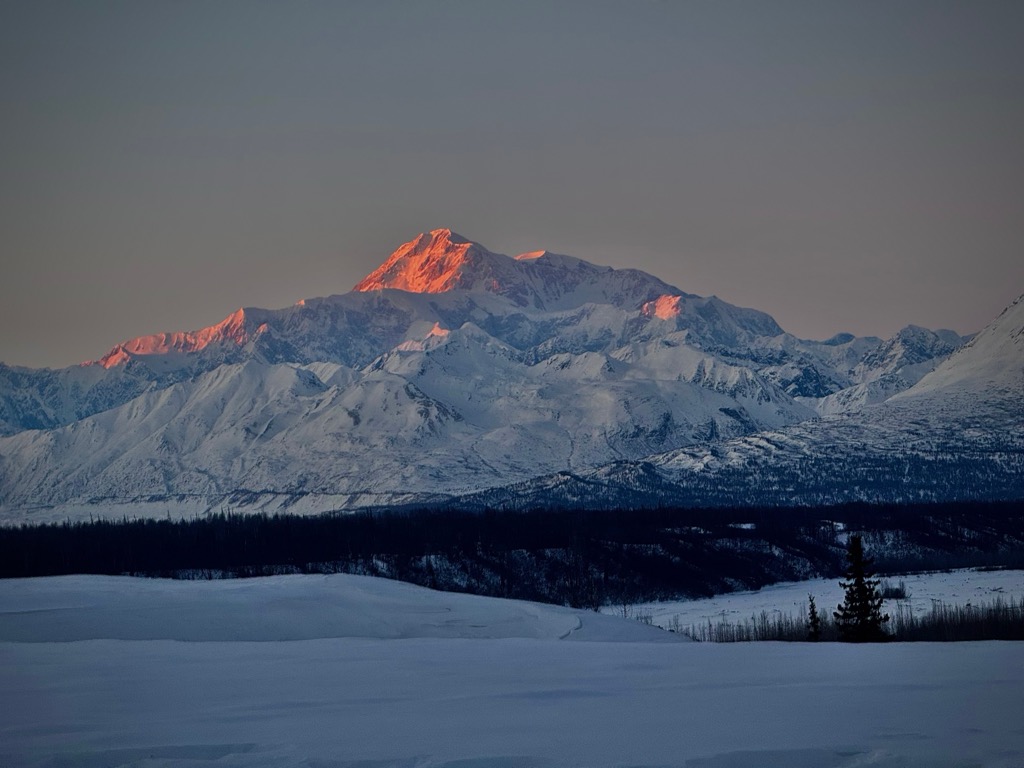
[806,594,822,641]
[833,534,889,642]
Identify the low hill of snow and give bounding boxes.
[0,573,680,644]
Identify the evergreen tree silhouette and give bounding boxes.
[807,594,821,641]
[834,534,889,642]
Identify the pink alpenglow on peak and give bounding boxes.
[642,295,684,321]
[353,228,495,294]
[514,250,550,261]
[95,308,257,369]
[352,228,687,312]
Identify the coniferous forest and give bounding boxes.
[2,501,1022,609]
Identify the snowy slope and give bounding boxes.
[458,293,1024,509]
[1,573,1022,768]
[898,293,1024,397]
[0,331,812,516]
[0,361,156,437]
[810,324,967,416]
[0,361,479,514]
[0,573,677,643]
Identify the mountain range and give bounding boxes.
[1,228,1020,522]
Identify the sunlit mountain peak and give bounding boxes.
[96,307,259,369]
[353,228,496,294]
[514,250,549,261]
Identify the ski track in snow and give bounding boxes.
[1,572,1022,768]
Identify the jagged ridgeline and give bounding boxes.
[0,229,1020,522]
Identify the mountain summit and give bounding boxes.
[353,228,681,311]
[353,229,494,294]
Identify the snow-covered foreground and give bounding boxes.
[2,575,1023,768]
[623,568,1024,632]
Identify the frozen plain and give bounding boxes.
[1,573,1022,768]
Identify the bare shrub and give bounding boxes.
[684,595,1023,643]
[878,578,909,599]
[889,595,1024,641]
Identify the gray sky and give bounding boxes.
[2,0,1022,368]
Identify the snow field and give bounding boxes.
[0,573,679,644]
[1,573,1022,768]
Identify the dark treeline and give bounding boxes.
[1,501,1022,608]
[684,596,1024,643]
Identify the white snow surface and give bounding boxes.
[2,573,1023,768]
[0,573,675,644]
[898,293,1024,397]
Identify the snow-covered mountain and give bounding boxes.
[464,294,1024,510]
[808,324,966,416]
[0,228,1005,521]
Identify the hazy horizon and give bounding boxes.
[3,1,1022,369]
